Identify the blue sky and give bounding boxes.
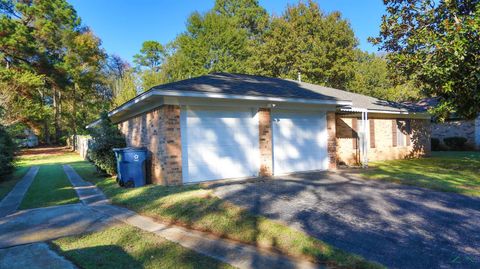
[68,0,386,63]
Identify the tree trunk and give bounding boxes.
[53,87,61,144]
[72,83,78,151]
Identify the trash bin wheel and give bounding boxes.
[124,180,135,188]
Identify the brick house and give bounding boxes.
[88,73,431,185]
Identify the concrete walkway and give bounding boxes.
[0,243,77,269]
[63,165,321,269]
[0,203,115,248]
[0,167,39,218]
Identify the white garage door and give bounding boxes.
[181,107,259,183]
[272,111,328,175]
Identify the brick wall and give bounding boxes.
[258,108,273,176]
[326,112,337,169]
[432,120,476,148]
[118,105,182,185]
[336,115,431,165]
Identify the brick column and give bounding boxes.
[258,108,273,177]
[327,112,337,169]
[162,105,183,185]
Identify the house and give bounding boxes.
[88,73,431,185]
[410,98,480,150]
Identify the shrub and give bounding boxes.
[443,136,468,151]
[431,138,441,151]
[88,112,126,175]
[0,125,15,179]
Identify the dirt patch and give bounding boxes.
[17,146,72,156]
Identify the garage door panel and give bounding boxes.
[182,107,259,183]
[273,111,328,175]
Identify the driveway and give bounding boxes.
[212,171,480,269]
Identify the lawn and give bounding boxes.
[0,166,29,201]
[51,224,233,269]
[363,151,480,196]
[70,158,383,269]
[18,152,80,209]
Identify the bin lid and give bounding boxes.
[114,147,147,152]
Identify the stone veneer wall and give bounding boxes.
[336,116,431,165]
[431,119,476,148]
[258,108,273,176]
[118,105,182,185]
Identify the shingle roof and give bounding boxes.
[151,73,417,113]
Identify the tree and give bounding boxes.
[88,111,126,175]
[133,41,167,91]
[104,55,138,107]
[161,0,267,82]
[133,41,166,71]
[347,51,421,101]
[370,0,480,119]
[111,69,138,107]
[0,124,15,178]
[0,0,107,143]
[248,1,358,89]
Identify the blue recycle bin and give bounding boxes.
[113,147,148,188]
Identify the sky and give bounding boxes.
[67,0,386,64]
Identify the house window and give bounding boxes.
[396,120,407,147]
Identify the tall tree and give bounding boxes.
[371,0,480,119]
[133,41,165,71]
[161,0,267,82]
[249,0,358,89]
[347,51,421,101]
[134,40,166,91]
[0,0,107,143]
[104,54,138,107]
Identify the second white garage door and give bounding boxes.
[272,110,328,175]
[181,107,260,183]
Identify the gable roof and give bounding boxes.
[150,73,419,113]
[88,73,429,128]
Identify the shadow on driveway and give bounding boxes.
[212,171,480,269]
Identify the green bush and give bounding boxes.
[443,136,468,150]
[0,125,16,179]
[431,138,441,151]
[88,112,126,175]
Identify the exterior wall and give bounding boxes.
[432,119,476,148]
[118,105,182,185]
[336,115,431,165]
[326,112,337,169]
[258,108,273,176]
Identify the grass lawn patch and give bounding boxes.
[19,153,80,209]
[363,151,480,197]
[70,159,383,269]
[0,166,29,201]
[50,224,233,269]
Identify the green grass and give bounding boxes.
[363,151,480,196]
[71,158,383,269]
[0,166,30,201]
[18,152,80,209]
[50,224,233,269]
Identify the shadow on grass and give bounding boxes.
[69,158,382,269]
[51,224,233,269]
[363,151,480,196]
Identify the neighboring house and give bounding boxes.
[88,73,431,185]
[412,98,480,150]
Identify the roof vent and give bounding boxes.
[297,72,302,83]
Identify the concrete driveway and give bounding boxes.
[212,171,480,269]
